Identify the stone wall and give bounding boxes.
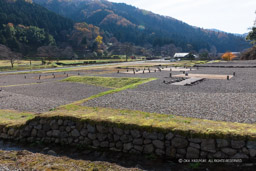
[1,118,256,160]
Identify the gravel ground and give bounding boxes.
[83,90,256,123]
[0,82,110,113]
[2,61,256,123]
[0,73,62,86]
[197,60,256,67]
[100,67,256,93]
[0,70,109,86]
[84,66,256,124]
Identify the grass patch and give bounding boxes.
[40,105,256,140]
[207,60,222,63]
[0,150,140,171]
[0,110,35,127]
[63,77,156,105]
[62,76,154,89]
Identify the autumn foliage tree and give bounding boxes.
[221,52,236,61]
[95,35,103,47]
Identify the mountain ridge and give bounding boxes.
[33,0,250,52]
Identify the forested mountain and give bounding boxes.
[34,0,250,53]
[0,0,74,55]
[0,0,251,60]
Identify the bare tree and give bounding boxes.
[199,49,209,60]
[210,46,217,58]
[61,46,75,60]
[161,44,180,57]
[0,44,21,68]
[117,43,133,61]
[36,46,61,64]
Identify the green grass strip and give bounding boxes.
[62,76,152,88]
[65,77,157,105]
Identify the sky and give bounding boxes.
[109,0,256,34]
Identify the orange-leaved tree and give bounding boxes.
[221,52,236,61]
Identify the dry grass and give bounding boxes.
[0,60,42,67]
[0,150,140,171]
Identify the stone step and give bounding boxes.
[172,77,204,86]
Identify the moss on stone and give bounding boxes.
[38,105,256,140]
[0,110,35,127]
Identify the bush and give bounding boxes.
[241,46,256,60]
[221,52,236,61]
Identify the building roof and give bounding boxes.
[174,53,189,58]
